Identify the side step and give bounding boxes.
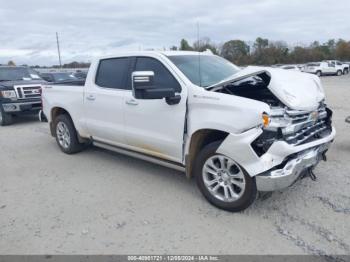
[93,141,186,172]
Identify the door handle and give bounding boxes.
[86,95,96,101]
[125,99,138,106]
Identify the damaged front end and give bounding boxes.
[213,66,335,192]
[251,104,334,191]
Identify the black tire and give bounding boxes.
[337,70,342,76]
[0,107,13,126]
[194,141,257,212]
[54,114,85,154]
[344,69,349,75]
[316,71,322,77]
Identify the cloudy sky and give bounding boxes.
[1,0,349,65]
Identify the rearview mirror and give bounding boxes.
[132,71,175,100]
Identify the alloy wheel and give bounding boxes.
[202,155,246,202]
[56,121,71,149]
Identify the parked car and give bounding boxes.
[40,72,79,83]
[73,71,88,80]
[280,65,301,71]
[303,62,343,76]
[41,51,335,212]
[323,60,349,74]
[0,66,46,126]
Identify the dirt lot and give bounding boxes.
[0,74,349,256]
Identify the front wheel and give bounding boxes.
[316,71,322,77]
[0,107,13,126]
[194,141,257,212]
[337,70,342,76]
[54,114,85,154]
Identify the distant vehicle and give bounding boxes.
[0,66,46,126]
[323,60,349,75]
[40,72,78,83]
[303,62,343,76]
[280,65,301,71]
[41,51,334,212]
[73,71,88,80]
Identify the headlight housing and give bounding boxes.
[0,90,17,99]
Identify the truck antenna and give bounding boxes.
[197,22,202,87]
[56,32,62,68]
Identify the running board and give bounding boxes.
[93,141,186,172]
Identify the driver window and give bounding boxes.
[135,57,181,92]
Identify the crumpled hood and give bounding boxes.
[209,66,325,111]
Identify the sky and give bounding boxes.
[0,0,349,65]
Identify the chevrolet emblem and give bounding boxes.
[309,111,319,122]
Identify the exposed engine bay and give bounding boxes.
[209,70,333,158]
[210,72,283,107]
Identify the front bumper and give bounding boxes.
[255,143,330,191]
[1,100,41,113]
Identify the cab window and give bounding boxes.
[134,57,181,92]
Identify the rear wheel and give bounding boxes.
[316,71,322,77]
[337,70,342,76]
[0,107,13,126]
[194,141,257,212]
[54,114,85,154]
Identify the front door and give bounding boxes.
[123,56,187,163]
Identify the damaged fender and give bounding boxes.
[216,126,336,178]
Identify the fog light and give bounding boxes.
[3,104,17,111]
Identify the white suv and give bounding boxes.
[323,60,349,75]
[303,62,343,76]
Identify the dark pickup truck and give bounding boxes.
[0,66,47,126]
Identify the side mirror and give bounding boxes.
[132,71,176,100]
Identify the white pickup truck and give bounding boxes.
[42,51,335,212]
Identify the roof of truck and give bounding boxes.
[160,50,214,56]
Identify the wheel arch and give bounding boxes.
[50,107,71,136]
[185,129,229,178]
[49,107,88,144]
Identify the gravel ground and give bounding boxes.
[0,74,349,256]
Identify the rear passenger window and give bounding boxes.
[95,58,130,89]
[135,57,181,92]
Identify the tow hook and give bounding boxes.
[307,168,317,181]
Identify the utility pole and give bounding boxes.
[56,32,62,68]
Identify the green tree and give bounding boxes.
[221,40,250,65]
[179,39,193,51]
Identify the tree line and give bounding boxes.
[173,37,350,66]
[4,38,350,68]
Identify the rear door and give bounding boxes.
[123,56,187,163]
[84,57,131,145]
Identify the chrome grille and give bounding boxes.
[15,85,41,100]
[284,106,331,145]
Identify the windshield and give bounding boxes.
[53,73,77,81]
[0,67,42,81]
[167,55,239,87]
